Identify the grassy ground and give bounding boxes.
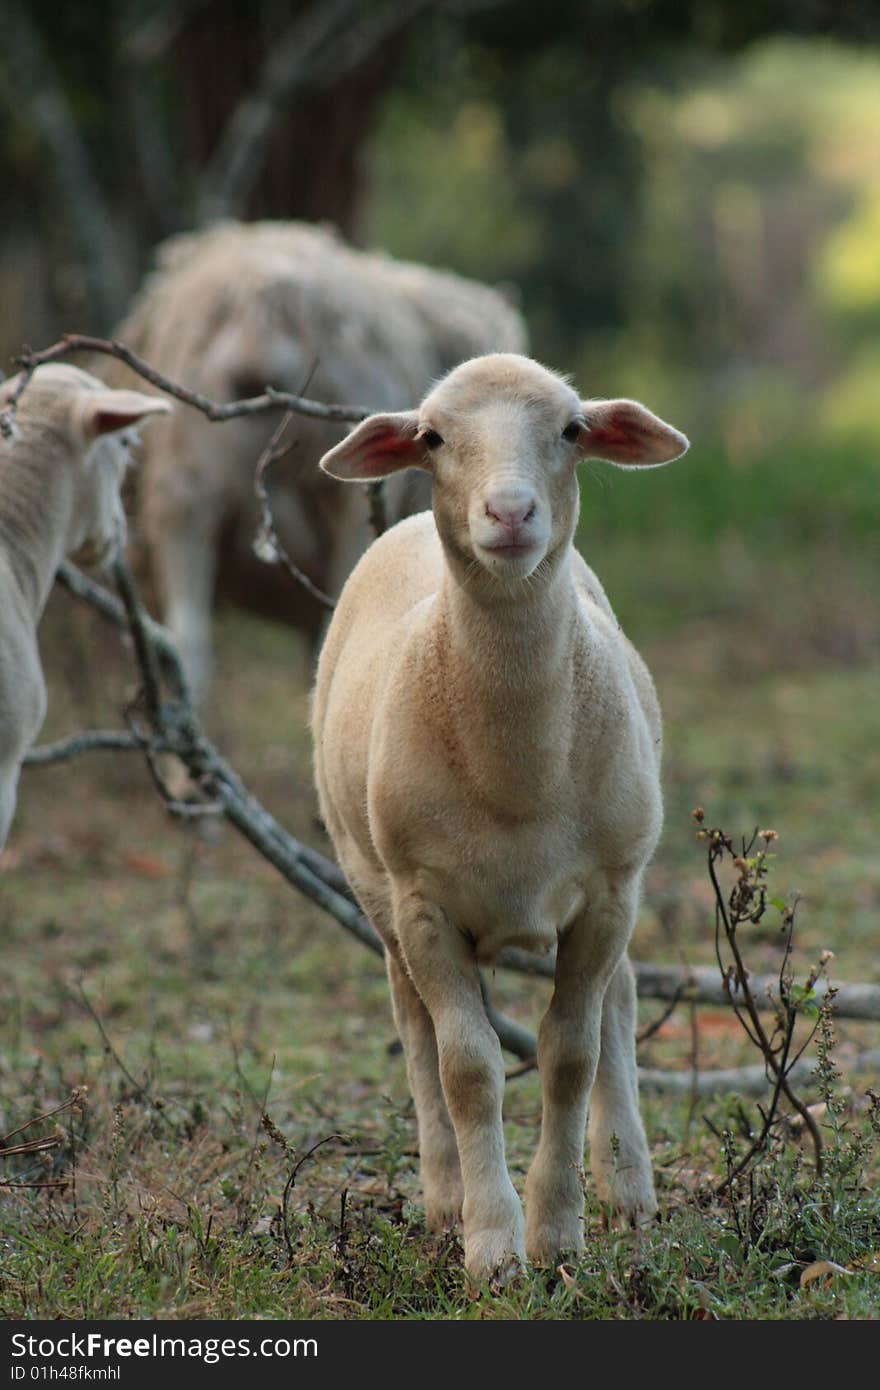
[2,476,879,1319]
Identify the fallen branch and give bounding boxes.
[498,949,880,1024]
[638,1049,880,1097]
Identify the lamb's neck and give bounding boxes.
[444,550,582,678]
[431,555,589,804]
[0,447,74,620]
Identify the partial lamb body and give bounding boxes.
[312,354,688,1281]
[0,365,169,850]
[109,220,527,699]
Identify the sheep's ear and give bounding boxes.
[78,390,171,441]
[577,399,689,468]
[320,411,426,481]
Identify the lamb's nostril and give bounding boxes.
[485,493,537,529]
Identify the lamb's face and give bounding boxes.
[67,431,133,567]
[2,363,171,570]
[319,352,689,595]
[417,357,583,586]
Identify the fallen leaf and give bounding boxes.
[800,1260,853,1288]
[121,851,172,878]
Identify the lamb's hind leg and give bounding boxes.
[386,949,463,1231]
[588,954,657,1225]
[151,517,219,703]
[0,759,20,851]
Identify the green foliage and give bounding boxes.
[366,33,880,471]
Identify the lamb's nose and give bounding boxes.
[485,490,536,529]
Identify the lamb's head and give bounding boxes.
[1,364,170,567]
[319,353,688,593]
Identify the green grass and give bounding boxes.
[2,491,879,1320]
[579,441,880,548]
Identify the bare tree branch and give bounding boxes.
[252,411,337,610]
[366,480,389,539]
[197,0,433,224]
[0,335,370,442]
[121,0,215,64]
[24,730,155,766]
[1,8,125,331]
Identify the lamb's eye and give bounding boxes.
[561,420,582,443]
[420,428,444,450]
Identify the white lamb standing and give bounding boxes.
[312,353,688,1281]
[109,220,527,701]
[0,364,170,850]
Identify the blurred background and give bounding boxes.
[4,0,880,453]
[3,1,879,657]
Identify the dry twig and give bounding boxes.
[252,410,336,610]
[0,334,369,440]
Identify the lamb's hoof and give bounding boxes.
[425,1198,463,1233]
[598,1171,658,1230]
[525,1216,585,1268]
[464,1228,526,1290]
[423,1166,463,1233]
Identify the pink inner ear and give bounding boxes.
[372,426,417,457]
[91,410,141,437]
[586,422,645,462]
[353,424,420,476]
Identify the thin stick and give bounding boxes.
[1,1092,84,1147]
[636,989,683,1045]
[252,410,336,610]
[24,730,156,765]
[0,335,370,439]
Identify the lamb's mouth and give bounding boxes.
[473,538,545,576]
[483,540,535,557]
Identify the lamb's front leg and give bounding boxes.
[386,949,463,1231]
[524,871,640,1264]
[395,892,524,1282]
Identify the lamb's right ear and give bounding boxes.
[319,411,427,481]
[78,390,172,441]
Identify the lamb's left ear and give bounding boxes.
[578,399,689,467]
[78,390,172,442]
[320,411,427,481]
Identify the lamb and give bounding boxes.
[311,353,688,1281]
[108,220,527,700]
[0,364,170,850]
